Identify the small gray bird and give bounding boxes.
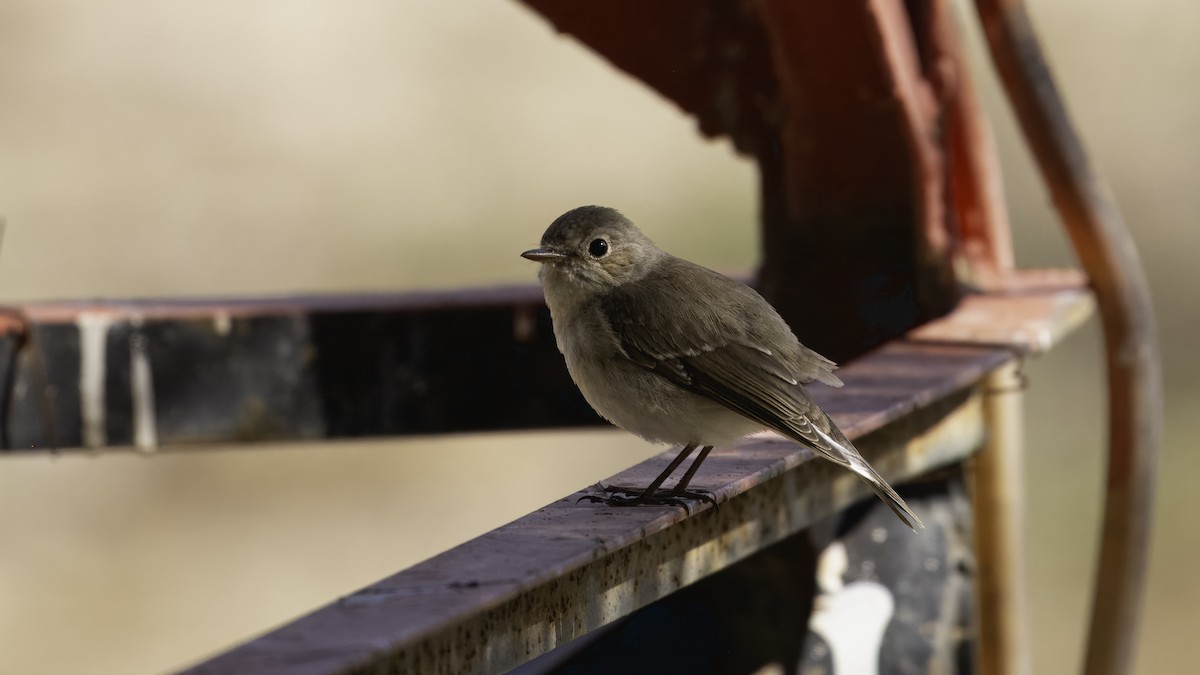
[522,206,922,530]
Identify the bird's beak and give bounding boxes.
[521,247,567,263]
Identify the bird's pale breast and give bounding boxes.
[544,278,762,446]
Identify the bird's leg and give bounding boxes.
[630,442,697,495]
[668,445,715,504]
[580,443,716,511]
[588,443,695,499]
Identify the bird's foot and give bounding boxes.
[578,484,717,514]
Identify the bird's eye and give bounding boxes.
[588,238,609,258]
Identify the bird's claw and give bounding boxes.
[577,484,717,514]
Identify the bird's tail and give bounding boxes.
[854,461,924,531]
[807,423,924,531]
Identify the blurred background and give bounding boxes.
[0,0,1195,673]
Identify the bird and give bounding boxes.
[521,205,922,530]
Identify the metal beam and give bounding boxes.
[180,361,991,675]
[177,263,1094,674]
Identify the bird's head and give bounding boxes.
[522,206,663,295]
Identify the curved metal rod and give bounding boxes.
[970,1,1162,673]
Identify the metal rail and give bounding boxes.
[0,285,596,451]
[175,273,1092,674]
[972,2,1163,673]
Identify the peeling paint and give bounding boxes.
[810,542,895,675]
[129,322,158,452]
[76,312,113,448]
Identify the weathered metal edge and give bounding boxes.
[173,268,1097,674]
[178,385,988,675]
[908,268,1093,355]
[4,284,549,323]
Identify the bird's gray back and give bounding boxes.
[601,256,840,387]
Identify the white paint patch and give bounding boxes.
[810,541,895,675]
[77,312,113,448]
[816,540,849,593]
[129,324,158,452]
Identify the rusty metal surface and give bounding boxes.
[973,2,1163,673]
[0,287,596,451]
[516,470,975,675]
[754,0,960,361]
[180,373,990,675]
[170,270,1094,673]
[973,362,1032,675]
[799,470,976,674]
[909,268,1093,354]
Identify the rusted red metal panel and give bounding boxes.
[517,0,775,155]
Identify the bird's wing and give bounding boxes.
[619,333,921,529]
[601,265,923,529]
[601,260,841,385]
[620,330,847,462]
[601,263,844,455]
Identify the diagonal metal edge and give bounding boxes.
[178,350,997,675]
